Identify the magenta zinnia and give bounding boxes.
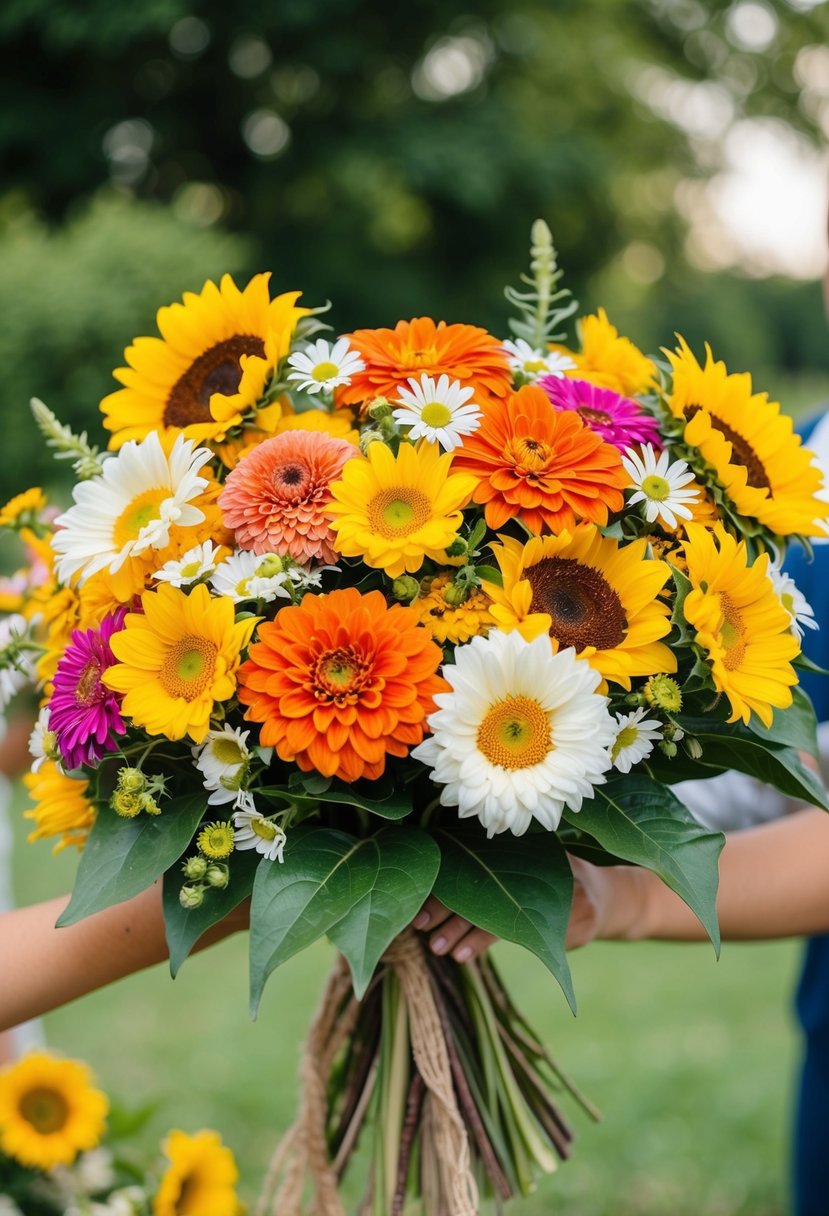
[219,429,355,563]
[49,609,127,770]
[539,376,661,451]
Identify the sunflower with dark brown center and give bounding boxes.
[101,272,308,450]
[483,525,676,689]
[666,337,826,537]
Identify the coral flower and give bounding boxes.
[540,376,661,451]
[49,609,127,770]
[452,385,627,534]
[238,587,447,782]
[336,317,512,411]
[219,430,355,563]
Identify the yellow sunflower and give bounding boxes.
[0,1052,108,1170]
[103,583,256,743]
[666,338,826,537]
[23,761,95,853]
[682,523,799,727]
[327,440,477,578]
[154,1129,240,1216]
[552,308,656,396]
[484,525,676,689]
[101,273,308,449]
[414,573,496,644]
[0,487,47,530]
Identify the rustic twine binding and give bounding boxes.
[256,929,478,1216]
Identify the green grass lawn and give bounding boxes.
[8,789,802,1216]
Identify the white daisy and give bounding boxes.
[52,432,212,583]
[501,338,575,381]
[29,706,60,773]
[287,337,365,394]
[767,558,819,642]
[0,614,32,710]
[193,724,251,805]
[392,373,482,450]
[621,443,701,530]
[610,708,663,773]
[233,803,287,862]
[210,550,292,604]
[412,629,616,837]
[153,540,221,588]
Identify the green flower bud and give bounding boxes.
[658,739,678,759]
[111,789,142,818]
[117,767,146,794]
[644,674,683,714]
[443,581,471,608]
[683,736,703,760]
[367,397,392,421]
[139,792,161,816]
[377,415,398,441]
[205,863,230,890]
[256,555,285,578]
[359,430,384,456]
[179,884,205,910]
[391,575,420,604]
[443,539,468,559]
[182,855,209,881]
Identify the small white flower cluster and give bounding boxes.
[0,613,34,712]
[192,726,286,862]
[209,550,336,606]
[287,338,365,394]
[767,558,819,643]
[501,338,575,382]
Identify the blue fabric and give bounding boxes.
[788,412,829,1216]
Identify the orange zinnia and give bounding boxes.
[335,317,512,411]
[452,385,627,534]
[237,587,448,783]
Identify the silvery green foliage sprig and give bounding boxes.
[505,219,578,350]
[30,397,106,479]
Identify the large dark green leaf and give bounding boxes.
[746,686,819,757]
[328,828,440,998]
[57,794,206,927]
[249,825,379,1016]
[433,827,576,1013]
[163,850,260,978]
[563,775,723,951]
[256,779,413,820]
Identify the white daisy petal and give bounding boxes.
[192,724,251,805]
[392,373,482,451]
[286,338,365,394]
[153,540,221,588]
[232,804,286,862]
[621,442,702,531]
[766,557,819,642]
[611,708,663,773]
[501,338,576,381]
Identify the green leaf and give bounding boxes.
[563,775,723,952]
[746,685,819,757]
[256,778,413,820]
[474,564,503,587]
[163,850,260,978]
[249,825,379,1016]
[57,794,206,927]
[328,828,440,998]
[432,827,576,1013]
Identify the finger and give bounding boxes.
[412,895,452,932]
[452,928,497,964]
[429,914,472,956]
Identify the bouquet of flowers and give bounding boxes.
[0,1049,241,1216]
[2,221,827,1215]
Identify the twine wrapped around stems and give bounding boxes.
[256,929,478,1216]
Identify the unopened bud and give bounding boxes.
[256,555,285,578]
[392,575,420,603]
[111,789,142,818]
[182,855,209,881]
[658,739,678,759]
[443,538,467,559]
[359,429,384,456]
[179,884,205,910]
[443,581,471,608]
[139,792,161,816]
[683,736,703,760]
[205,864,230,890]
[117,767,146,794]
[367,397,392,421]
[644,674,683,714]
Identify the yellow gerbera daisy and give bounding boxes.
[101,273,308,449]
[552,308,656,395]
[0,1052,108,1170]
[414,573,496,644]
[326,441,477,578]
[0,487,47,530]
[103,583,256,743]
[682,523,799,727]
[484,525,676,689]
[666,338,826,537]
[154,1129,240,1216]
[23,761,95,853]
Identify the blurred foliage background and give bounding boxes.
[0,0,828,494]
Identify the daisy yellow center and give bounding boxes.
[523,359,547,374]
[212,738,245,765]
[641,474,671,502]
[19,1086,69,1135]
[312,360,339,382]
[477,695,552,770]
[612,726,639,759]
[180,560,204,578]
[527,557,627,652]
[113,488,168,546]
[160,636,218,700]
[164,334,266,429]
[251,817,278,842]
[420,401,453,427]
[367,488,431,538]
[719,592,747,670]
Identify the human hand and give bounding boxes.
[567,856,652,947]
[412,896,498,963]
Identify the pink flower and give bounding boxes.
[539,376,661,451]
[49,609,127,770]
[219,430,355,563]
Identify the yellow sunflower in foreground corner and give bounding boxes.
[23,761,95,853]
[0,1051,108,1170]
[154,1129,241,1216]
[484,526,676,689]
[666,339,826,537]
[103,583,256,743]
[682,523,799,727]
[552,308,656,396]
[327,440,477,578]
[101,273,309,449]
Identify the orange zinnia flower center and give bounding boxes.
[312,646,370,703]
[160,636,218,700]
[509,436,554,473]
